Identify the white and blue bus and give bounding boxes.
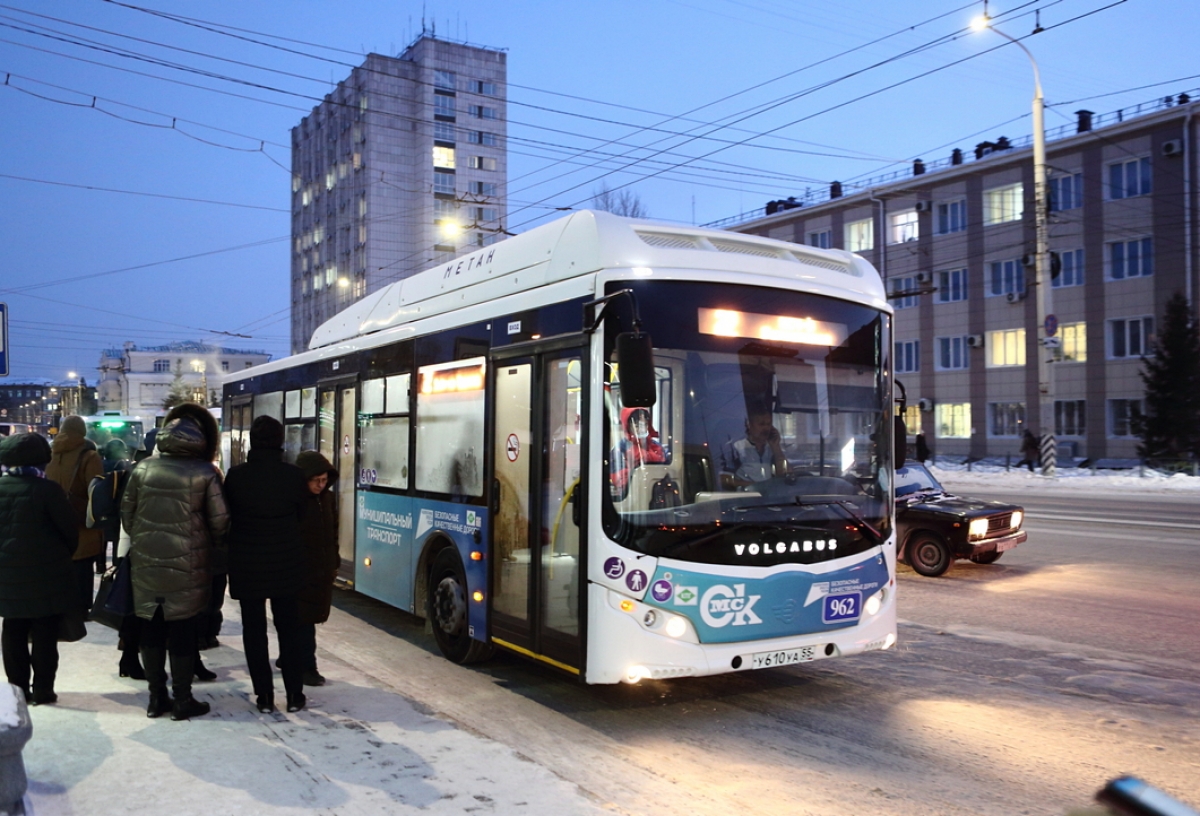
[222,210,899,684]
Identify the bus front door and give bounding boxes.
[490,343,586,675]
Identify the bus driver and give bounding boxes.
[720,407,791,490]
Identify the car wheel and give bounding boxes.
[427,547,493,664]
[907,532,952,577]
[969,550,1003,565]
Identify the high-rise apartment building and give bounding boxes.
[728,95,1198,464]
[290,35,507,353]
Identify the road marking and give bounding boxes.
[1028,513,1200,531]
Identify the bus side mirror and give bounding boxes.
[617,331,657,408]
[894,416,907,468]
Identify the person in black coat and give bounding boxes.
[224,416,308,714]
[0,433,78,705]
[293,450,340,687]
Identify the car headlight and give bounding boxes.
[968,517,990,540]
[1010,510,1023,529]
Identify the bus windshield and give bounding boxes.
[604,279,892,568]
[83,416,145,461]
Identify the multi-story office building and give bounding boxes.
[97,341,270,416]
[728,95,1198,462]
[0,381,57,432]
[289,35,508,353]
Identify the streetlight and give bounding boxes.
[191,359,209,407]
[973,10,1056,476]
[67,371,79,417]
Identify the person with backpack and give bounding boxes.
[0,433,78,705]
[45,415,104,616]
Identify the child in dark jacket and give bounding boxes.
[294,451,340,686]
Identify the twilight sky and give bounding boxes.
[1,0,1196,383]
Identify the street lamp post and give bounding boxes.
[974,13,1056,476]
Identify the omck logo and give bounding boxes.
[700,583,763,628]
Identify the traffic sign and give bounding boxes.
[0,302,8,376]
[1044,314,1058,337]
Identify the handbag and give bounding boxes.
[57,609,87,643]
[90,561,132,630]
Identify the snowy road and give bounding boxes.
[316,491,1200,816]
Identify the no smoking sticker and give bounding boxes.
[506,433,520,462]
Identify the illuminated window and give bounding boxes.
[935,402,970,438]
[987,328,1026,367]
[983,183,1023,225]
[1059,322,1087,362]
[432,145,456,169]
[845,218,873,252]
[889,209,919,243]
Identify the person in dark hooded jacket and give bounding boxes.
[224,415,308,714]
[122,403,228,721]
[45,415,104,615]
[0,433,78,705]
[293,450,340,686]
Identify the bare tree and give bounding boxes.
[591,183,649,218]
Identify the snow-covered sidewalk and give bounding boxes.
[20,601,606,816]
[926,458,1200,494]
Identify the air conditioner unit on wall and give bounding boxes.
[916,271,933,284]
[1162,139,1183,157]
[917,398,934,412]
[914,200,932,212]
[1006,291,1027,303]
[966,334,985,348]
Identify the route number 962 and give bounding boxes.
[822,592,862,623]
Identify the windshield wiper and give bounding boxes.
[794,498,884,546]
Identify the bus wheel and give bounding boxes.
[908,532,952,577]
[969,550,1003,565]
[427,548,493,664]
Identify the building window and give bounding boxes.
[987,328,1026,367]
[434,199,458,223]
[845,218,873,252]
[937,268,967,303]
[936,199,967,234]
[988,259,1025,297]
[472,181,497,196]
[474,207,498,223]
[1055,399,1086,436]
[989,402,1026,437]
[1052,248,1084,288]
[471,80,497,95]
[434,121,456,141]
[808,229,831,249]
[434,169,455,195]
[889,209,919,243]
[1108,398,1143,437]
[467,131,498,146]
[936,336,970,370]
[935,402,971,439]
[153,359,170,373]
[434,70,456,90]
[1049,172,1083,211]
[895,340,920,373]
[1059,322,1087,362]
[469,105,498,120]
[1108,316,1154,358]
[1108,157,1151,199]
[432,145,455,169]
[1108,237,1153,280]
[468,156,497,171]
[434,95,455,118]
[221,361,230,372]
[890,277,918,310]
[983,182,1023,225]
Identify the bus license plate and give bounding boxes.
[748,646,816,669]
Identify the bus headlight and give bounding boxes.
[665,616,688,638]
[864,589,884,617]
[968,518,990,540]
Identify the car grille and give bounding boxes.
[987,514,1013,533]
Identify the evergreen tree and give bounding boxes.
[161,359,192,411]
[1134,292,1200,461]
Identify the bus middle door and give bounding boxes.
[489,340,586,675]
